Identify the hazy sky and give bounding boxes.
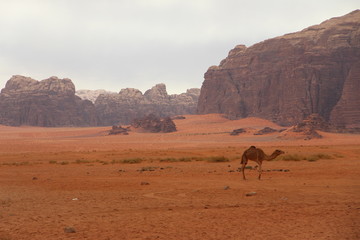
[0,0,358,94]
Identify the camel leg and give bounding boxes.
[241,161,247,180]
[258,162,262,180]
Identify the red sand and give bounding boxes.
[0,114,359,240]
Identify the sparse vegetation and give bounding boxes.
[119,158,143,164]
[280,153,334,162]
[206,156,230,162]
[75,159,92,164]
[281,154,303,161]
[159,157,200,162]
[1,161,31,166]
[138,166,158,172]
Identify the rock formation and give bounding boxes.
[254,127,279,135]
[108,125,130,135]
[230,128,246,136]
[198,10,360,130]
[95,84,200,126]
[0,75,97,127]
[279,114,327,140]
[76,89,113,103]
[131,114,177,133]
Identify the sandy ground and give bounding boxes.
[0,114,359,240]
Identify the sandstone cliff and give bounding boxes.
[0,75,97,126]
[95,84,200,126]
[198,10,360,129]
[76,89,113,103]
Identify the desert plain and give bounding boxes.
[0,114,359,240]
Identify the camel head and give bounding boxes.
[274,149,285,156]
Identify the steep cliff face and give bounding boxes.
[330,61,360,129]
[95,84,200,126]
[198,10,360,128]
[0,75,97,127]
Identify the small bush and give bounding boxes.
[314,153,333,159]
[206,156,230,162]
[281,153,334,162]
[305,153,333,162]
[75,159,92,164]
[138,166,158,172]
[159,157,177,162]
[159,157,193,162]
[281,154,303,161]
[49,160,57,164]
[121,158,142,164]
[96,160,109,165]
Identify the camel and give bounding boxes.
[241,146,284,180]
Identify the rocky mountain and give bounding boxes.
[0,75,97,127]
[95,84,200,126]
[76,89,113,103]
[0,76,199,127]
[198,10,360,129]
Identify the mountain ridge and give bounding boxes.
[198,10,360,129]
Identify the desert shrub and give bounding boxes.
[206,156,230,162]
[305,153,333,162]
[49,160,57,164]
[281,153,333,162]
[314,153,333,159]
[281,154,303,161]
[159,157,177,162]
[160,157,193,162]
[96,160,109,165]
[121,158,142,164]
[138,166,158,172]
[75,159,92,164]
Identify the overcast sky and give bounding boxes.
[0,0,358,94]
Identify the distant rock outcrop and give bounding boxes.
[198,10,360,130]
[0,75,97,127]
[95,84,200,126]
[131,114,177,133]
[230,128,247,136]
[254,127,279,135]
[76,89,113,103]
[279,114,328,140]
[108,125,130,135]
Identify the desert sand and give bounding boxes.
[0,114,359,240]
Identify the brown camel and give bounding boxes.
[241,146,284,180]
